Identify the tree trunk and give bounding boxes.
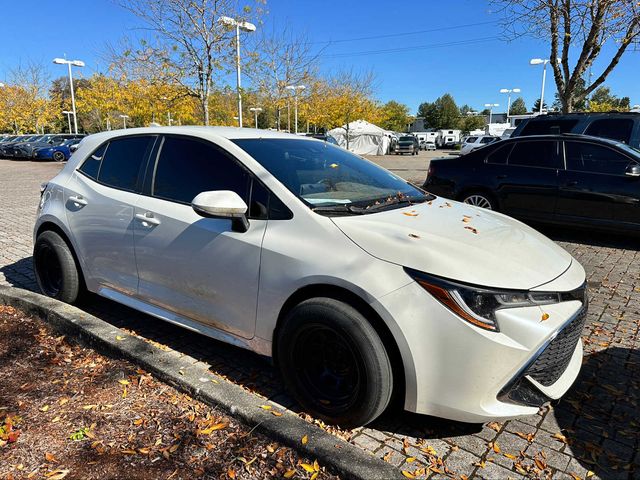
[201,93,210,126]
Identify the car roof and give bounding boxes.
[82,126,304,143]
[503,133,624,147]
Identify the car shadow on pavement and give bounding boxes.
[0,257,38,292]
[534,224,640,251]
[552,346,639,479]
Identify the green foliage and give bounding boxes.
[589,86,630,111]
[378,100,411,132]
[509,97,527,115]
[458,115,486,134]
[417,93,460,129]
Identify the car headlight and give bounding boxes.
[405,268,586,332]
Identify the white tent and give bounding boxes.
[328,119,390,156]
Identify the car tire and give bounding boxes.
[52,151,66,162]
[34,230,82,304]
[461,191,497,211]
[277,297,393,428]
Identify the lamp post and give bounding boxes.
[499,88,521,120]
[484,103,499,124]
[62,110,73,133]
[285,85,305,134]
[53,58,84,134]
[249,107,262,128]
[530,58,558,114]
[119,114,129,129]
[219,15,256,128]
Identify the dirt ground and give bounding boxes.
[0,305,338,480]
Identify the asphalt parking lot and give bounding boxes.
[363,149,457,185]
[1,157,638,479]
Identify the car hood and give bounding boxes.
[331,198,573,290]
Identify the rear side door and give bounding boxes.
[133,135,268,339]
[557,140,640,226]
[497,140,561,219]
[65,135,156,294]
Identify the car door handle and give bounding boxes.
[135,212,161,226]
[68,195,88,206]
[564,181,579,187]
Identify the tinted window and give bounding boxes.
[97,136,154,191]
[480,137,497,144]
[78,143,108,180]
[520,119,579,135]
[508,141,560,168]
[486,144,512,164]
[584,119,634,144]
[153,136,250,204]
[466,137,478,143]
[565,142,633,175]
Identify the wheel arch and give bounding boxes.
[272,283,406,407]
[35,221,88,291]
[457,187,500,210]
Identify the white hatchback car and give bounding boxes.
[34,127,587,427]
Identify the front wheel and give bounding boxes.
[52,151,66,162]
[34,230,82,303]
[461,191,497,210]
[277,298,393,428]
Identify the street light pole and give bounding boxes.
[530,58,558,113]
[499,88,521,120]
[53,58,85,134]
[249,107,262,128]
[285,85,305,134]
[62,110,72,133]
[120,114,129,129]
[219,16,256,128]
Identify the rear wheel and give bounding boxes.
[52,151,66,162]
[34,231,82,303]
[461,191,497,211]
[277,298,393,428]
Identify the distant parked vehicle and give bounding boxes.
[436,129,461,148]
[460,135,500,155]
[0,135,42,158]
[510,112,640,149]
[33,138,82,162]
[395,135,419,155]
[15,134,84,159]
[425,133,640,233]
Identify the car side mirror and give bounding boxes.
[69,144,79,153]
[625,164,640,177]
[192,190,250,232]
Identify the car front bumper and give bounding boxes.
[371,262,586,423]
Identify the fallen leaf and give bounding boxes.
[408,233,421,239]
[552,432,568,444]
[118,380,130,385]
[541,313,550,322]
[115,335,125,341]
[464,226,478,234]
[45,470,70,480]
[259,405,272,410]
[301,434,308,445]
[406,457,416,463]
[403,211,419,217]
[283,470,296,479]
[401,471,416,479]
[227,467,236,479]
[504,453,517,460]
[40,405,50,412]
[301,463,315,473]
[313,460,320,472]
[44,452,58,463]
[198,423,227,435]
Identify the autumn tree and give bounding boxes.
[509,97,527,115]
[493,0,640,113]
[378,100,411,132]
[588,85,630,111]
[110,0,263,125]
[248,27,319,130]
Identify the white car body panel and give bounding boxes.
[34,126,588,423]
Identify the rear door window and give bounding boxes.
[584,119,634,144]
[97,136,155,191]
[466,137,478,143]
[508,141,561,169]
[565,141,633,175]
[486,144,512,164]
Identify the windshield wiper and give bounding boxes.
[353,194,433,213]
[311,204,363,215]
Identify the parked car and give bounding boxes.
[459,135,500,155]
[395,135,419,155]
[16,134,85,159]
[34,127,587,427]
[424,133,640,232]
[419,140,436,151]
[511,112,640,149]
[0,135,42,158]
[33,138,82,162]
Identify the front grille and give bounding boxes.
[525,306,587,386]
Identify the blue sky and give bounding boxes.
[1,0,638,114]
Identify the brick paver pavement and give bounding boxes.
[1,158,638,479]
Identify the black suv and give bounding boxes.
[511,112,640,149]
[424,134,640,233]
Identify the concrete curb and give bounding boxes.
[0,286,404,480]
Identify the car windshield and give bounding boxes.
[398,137,414,142]
[233,138,428,209]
